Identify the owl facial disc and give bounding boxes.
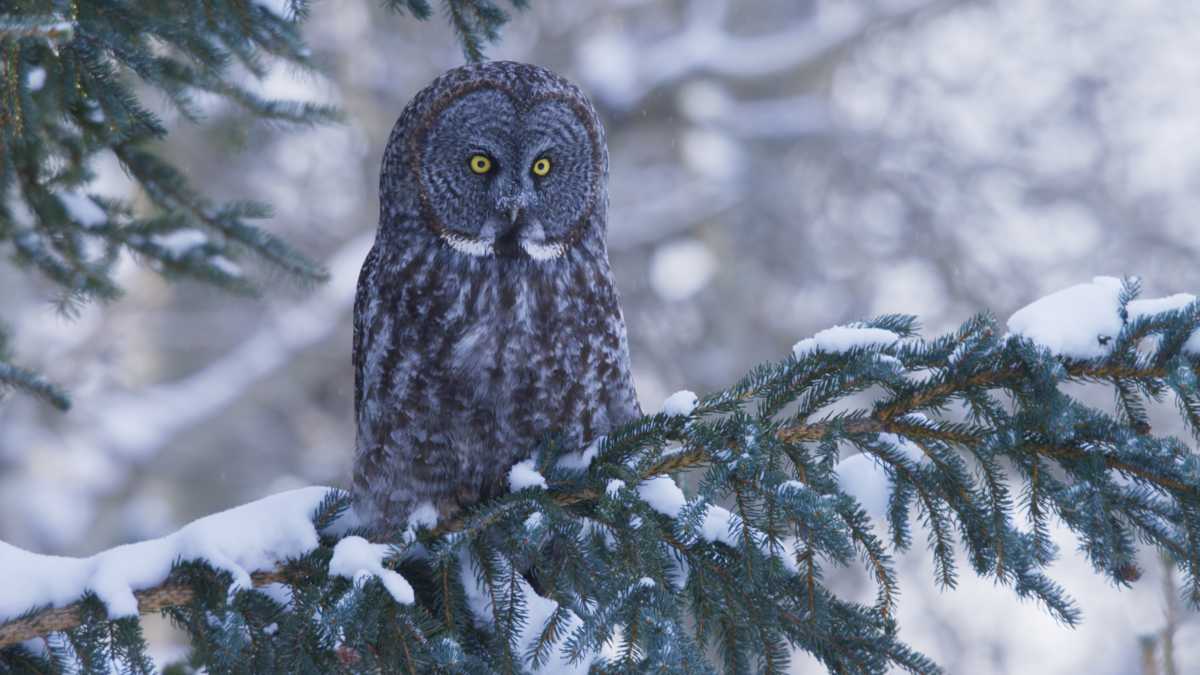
[412,78,603,262]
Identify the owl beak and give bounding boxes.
[497,189,532,231]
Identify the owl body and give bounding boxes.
[353,62,641,535]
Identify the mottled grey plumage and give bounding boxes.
[352,61,642,536]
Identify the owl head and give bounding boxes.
[379,61,608,261]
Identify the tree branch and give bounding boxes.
[0,571,287,649]
[3,355,1196,650]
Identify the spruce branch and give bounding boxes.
[0,0,530,410]
[6,289,1200,672]
[0,570,289,649]
[0,358,71,411]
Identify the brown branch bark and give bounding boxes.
[0,449,707,650]
[0,570,287,649]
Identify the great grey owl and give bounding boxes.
[352,61,642,536]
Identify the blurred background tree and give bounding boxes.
[0,0,524,407]
[2,0,1199,672]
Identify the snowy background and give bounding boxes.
[2,0,1199,671]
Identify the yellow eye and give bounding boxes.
[531,157,551,177]
[469,154,492,174]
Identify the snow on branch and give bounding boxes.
[1006,275,1127,359]
[6,277,1200,673]
[661,389,699,417]
[0,488,358,647]
[328,536,414,605]
[792,324,901,359]
[459,550,592,675]
[1007,275,1200,359]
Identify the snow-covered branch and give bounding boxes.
[6,277,1200,673]
[0,488,336,648]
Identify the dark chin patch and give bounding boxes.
[494,231,523,259]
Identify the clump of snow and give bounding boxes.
[700,505,739,547]
[328,536,414,605]
[210,256,243,278]
[154,229,208,256]
[1128,293,1195,317]
[57,191,106,227]
[508,459,547,492]
[26,67,46,91]
[258,582,292,608]
[605,479,626,497]
[834,436,927,520]
[0,486,335,623]
[694,503,800,575]
[793,326,900,359]
[1007,276,1124,359]
[524,512,544,531]
[779,480,807,495]
[460,550,591,674]
[636,476,686,518]
[635,479,803,577]
[877,354,904,371]
[557,436,604,471]
[1127,293,1200,354]
[407,501,438,531]
[661,390,699,417]
[637,577,656,589]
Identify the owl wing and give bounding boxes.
[352,243,479,533]
[352,243,379,420]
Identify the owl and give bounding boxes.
[352,61,642,537]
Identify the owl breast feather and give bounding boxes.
[355,239,640,531]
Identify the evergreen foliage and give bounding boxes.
[5,279,1200,673]
[0,0,527,408]
[4,4,1200,674]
